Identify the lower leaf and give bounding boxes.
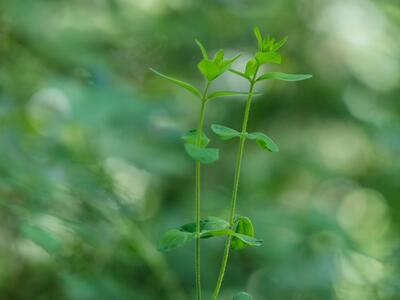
[158,229,195,252]
[184,144,219,164]
[233,292,253,300]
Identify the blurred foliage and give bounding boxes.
[1,0,400,299]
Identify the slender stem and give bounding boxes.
[212,67,259,300]
[195,81,210,300]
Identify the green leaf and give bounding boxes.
[211,124,241,140]
[255,51,282,65]
[198,59,221,81]
[195,39,208,59]
[272,36,288,51]
[158,229,195,252]
[213,49,224,63]
[253,26,263,51]
[233,292,253,300]
[199,228,263,247]
[21,223,62,254]
[207,91,256,101]
[182,129,210,147]
[247,132,279,152]
[180,216,230,237]
[256,72,312,82]
[229,69,251,80]
[231,216,255,250]
[184,144,219,164]
[149,68,202,98]
[245,58,258,77]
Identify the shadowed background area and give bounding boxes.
[1,0,400,299]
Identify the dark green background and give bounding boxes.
[1,0,399,299]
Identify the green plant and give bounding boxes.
[153,27,312,300]
[151,40,252,300]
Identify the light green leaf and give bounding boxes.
[182,129,210,147]
[213,49,224,63]
[184,144,219,164]
[180,216,230,237]
[247,132,279,152]
[158,229,195,252]
[229,69,251,81]
[231,216,255,250]
[255,51,282,65]
[211,124,241,140]
[150,68,202,98]
[198,59,221,81]
[245,58,258,77]
[207,91,257,101]
[272,36,288,51]
[233,292,253,300]
[253,26,263,51]
[256,72,312,82]
[195,39,208,59]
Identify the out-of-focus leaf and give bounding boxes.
[256,72,312,82]
[231,216,255,250]
[253,26,263,51]
[158,229,195,252]
[246,132,279,152]
[21,224,62,254]
[233,292,253,300]
[272,36,288,51]
[207,91,256,101]
[150,68,202,98]
[195,39,208,59]
[255,52,282,65]
[182,129,210,147]
[211,124,241,140]
[184,144,219,164]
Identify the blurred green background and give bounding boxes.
[1,0,400,299]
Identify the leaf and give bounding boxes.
[207,91,256,101]
[182,129,210,147]
[21,223,62,254]
[256,72,312,82]
[231,216,255,250]
[184,144,219,164]
[233,292,253,300]
[255,51,282,65]
[246,132,279,152]
[158,229,195,252]
[253,26,263,51]
[199,229,263,247]
[245,58,258,77]
[229,69,251,80]
[272,36,288,51]
[180,216,230,237]
[195,39,208,59]
[198,59,221,81]
[211,124,241,140]
[149,68,202,98]
[213,49,224,63]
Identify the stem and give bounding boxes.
[212,67,259,300]
[194,81,210,300]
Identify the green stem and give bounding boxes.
[195,81,210,300]
[212,67,259,300]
